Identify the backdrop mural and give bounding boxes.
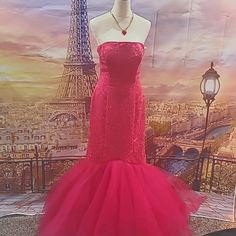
[0,0,235,194]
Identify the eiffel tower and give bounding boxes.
[46,0,98,145]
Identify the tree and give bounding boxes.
[210,133,225,154]
[230,111,236,128]
[149,120,171,137]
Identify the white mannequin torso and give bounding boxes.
[89,1,151,47]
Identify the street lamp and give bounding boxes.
[192,62,220,191]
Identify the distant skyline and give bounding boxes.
[0,0,235,102]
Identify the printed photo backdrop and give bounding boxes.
[0,0,235,193]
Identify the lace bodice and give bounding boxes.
[86,41,146,164]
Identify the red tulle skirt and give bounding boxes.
[38,158,207,236]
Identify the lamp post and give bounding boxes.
[192,62,220,191]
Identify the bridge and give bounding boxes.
[159,139,215,156]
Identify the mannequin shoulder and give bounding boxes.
[89,12,110,31]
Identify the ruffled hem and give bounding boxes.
[38,158,207,236]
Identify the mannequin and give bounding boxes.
[89,0,151,47]
[38,2,206,235]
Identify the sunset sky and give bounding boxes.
[0,0,235,102]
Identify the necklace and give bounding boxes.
[110,11,134,36]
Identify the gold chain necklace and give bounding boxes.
[110,11,134,36]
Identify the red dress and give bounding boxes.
[38,41,207,236]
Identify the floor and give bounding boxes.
[0,191,235,222]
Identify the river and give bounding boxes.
[205,125,231,139]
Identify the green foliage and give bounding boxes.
[230,112,236,128]
[210,133,225,154]
[149,120,171,136]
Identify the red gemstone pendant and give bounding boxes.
[122,30,127,35]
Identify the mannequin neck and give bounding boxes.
[111,0,132,18]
